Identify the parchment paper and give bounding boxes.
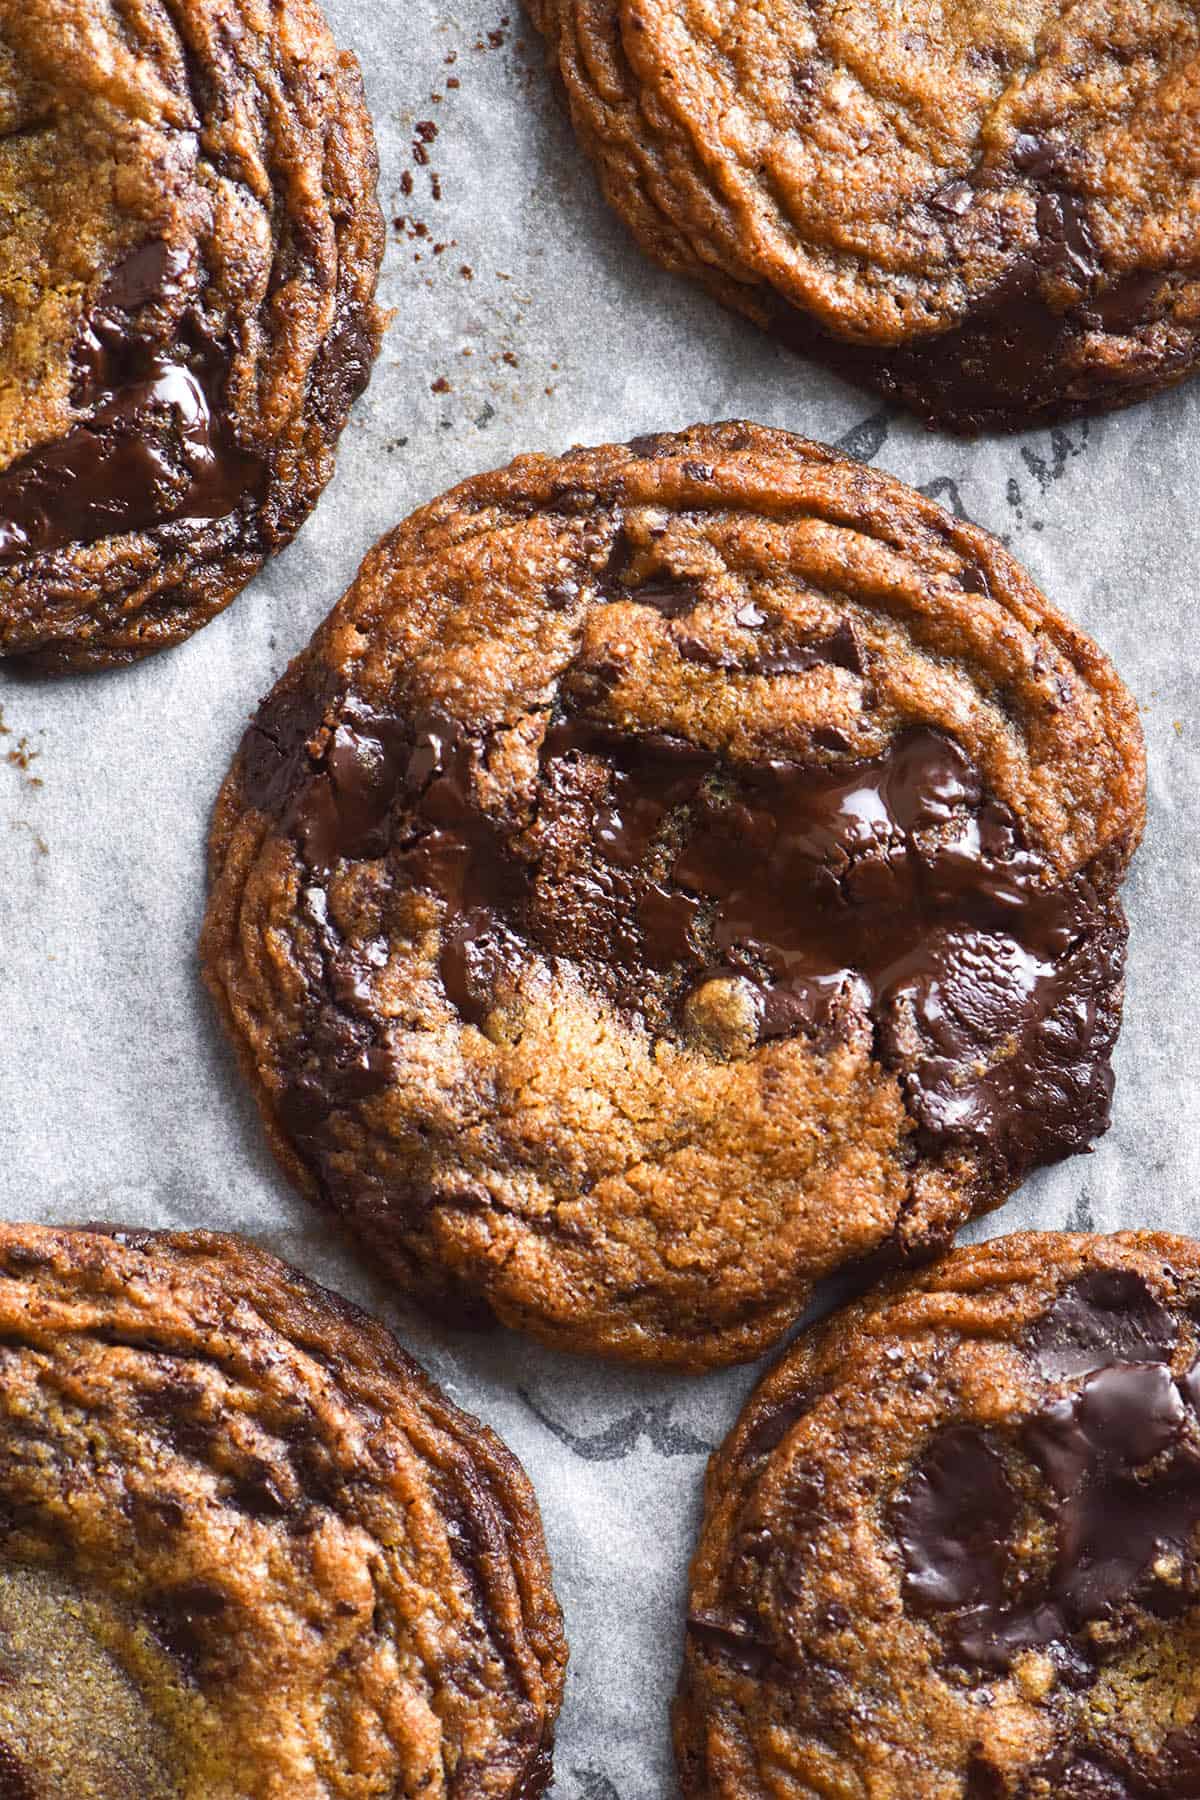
[2,3,1198,1792]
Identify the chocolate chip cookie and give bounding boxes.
[527,0,1200,432]
[0,0,384,670]
[201,422,1144,1368]
[676,1232,1200,1799]
[0,1222,566,1798]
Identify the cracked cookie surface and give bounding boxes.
[527,0,1200,432]
[0,0,384,670]
[0,1221,566,1799]
[676,1232,1200,1799]
[201,422,1144,1368]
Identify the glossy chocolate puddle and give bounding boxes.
[895,1272,1200,1674]
[243,673,1122,1176]
[0,239,262,563]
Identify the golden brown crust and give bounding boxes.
[528,0,1200,431]
[201,423,1145,1369]
[0,1221,566,1798]
[676,1232,1200,1799]
[0,0,384,669]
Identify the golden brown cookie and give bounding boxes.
[0,0,384,670]
[0,1222,566,1798]
[201,422,1144,1369]
[676,1232,1200,1799]
[527,0,1200,432]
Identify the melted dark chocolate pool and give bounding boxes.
[0,239,263,564]
[895,1272,1200,1674]
[241,671,1123,1180]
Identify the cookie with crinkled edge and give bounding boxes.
[201,421,1144,1369]
[676,1231,1200,1799]
[0,0,384,670]
[0,1221,566,1798]
[526,0,1200,432]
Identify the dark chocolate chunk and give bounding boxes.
[1036,192,1100,288]
[686,1613,781,1678]
[239,667,340,820]
[674,619,863,677]
[1027,1271,1178,1381]
[744,621,862,677]
[892,1426,1021,1611]
[148,1581,229,1680]
[1012,132,1072,183]
[228,1463,292,1519]
[739,1389,816,1462]
[931,179,974,217]
[631,580,704,619]
[545,578,580,611]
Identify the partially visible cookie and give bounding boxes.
[0,1222,566,1798]
[201,422,1144,1368]
[527,0,1200,432]
[676,1232,1200,1799]
[0,0,384,670]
